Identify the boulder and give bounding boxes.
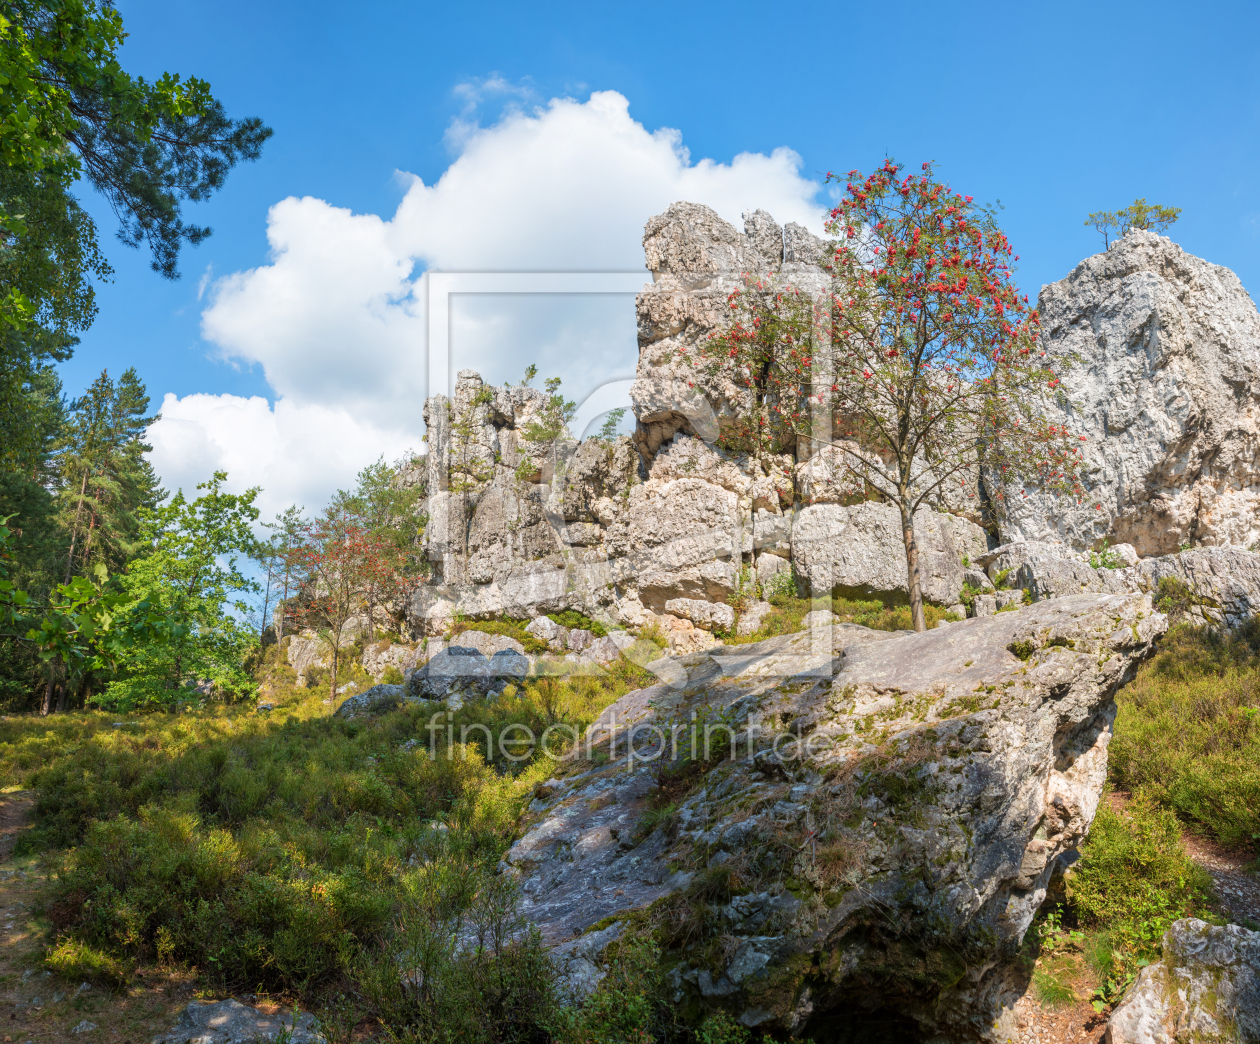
[506,592,1165,1040]
[360,639,416,681]
[737,600,775,636]
[1134,546,1260,627]
[1106,919,1260,1044]
[333,684,407,721]
[976,541,1260,627]
[285,632,327,685]
[567,628,594,652]
[585,635,626,664]
[665,598,735,633]
[792,501,988,605]
[448,630,526,657]
[152,999,324,1044]
[1000,230,1260,557]
[407,647,528,707]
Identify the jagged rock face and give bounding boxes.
[1000,229,1260,556]
[1105,919,1260,1044]
[977,541,1260,628]
[631,203,830,462]
[507,592,1166,1041]
[792,502,988,604]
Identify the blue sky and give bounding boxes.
[62,0,1260,517]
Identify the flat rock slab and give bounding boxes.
[153,1000,324,1044]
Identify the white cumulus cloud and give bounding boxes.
[151,88,826,517]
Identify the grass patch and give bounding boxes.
[725,592,959,645]
[1032,967,1076,1008]
[449,617,549,654]
[1110,620,1260,848]
[44,937,130,990]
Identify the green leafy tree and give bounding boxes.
[595,407,627,442]
[515,371,575,482]
[0,513,173,712]
[331,455,427,637]
[696,160,1090,632]
[95,472,260,709]
[255,504,304,642]
[1086,198,1181,248]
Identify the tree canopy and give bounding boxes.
[696,160,1091,630]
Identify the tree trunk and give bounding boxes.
[64,470,90,583]
[899,502,927,633]
[329,643,339,711]
[41,658,62,716]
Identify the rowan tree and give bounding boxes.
[696,160,1092,632]
[291,509,410,706]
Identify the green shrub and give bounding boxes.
[1089,540,1122,570]
[1067,794,1210,963]
[1111,622,1260,847]
[545,610,608,637]
[380,666,404,685]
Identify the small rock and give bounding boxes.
[1107,918,1260,1043]
[71,1021,95,1035]
[664,598,736,633]
[801,609,834,630]
[567,628,595,652]
[737,600,775,636]
[151,999,324,1044]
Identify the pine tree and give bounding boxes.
[56,367,161,583]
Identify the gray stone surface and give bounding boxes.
[507,592,1165,1040]
[737,600,775,636]
[333,684,407,720]
[1000,229,1260,557]
[665,597,735,632]
[152,1000,323,1044]
[407,647,528,707]
[1106,919,1260,1044]
[792,501,988,605]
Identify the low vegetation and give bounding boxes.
[1027,620,1256,1018]
[726,589,958,644]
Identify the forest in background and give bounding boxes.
[0,0,280,713]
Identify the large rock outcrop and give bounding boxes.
[1106,919,1260,1044]
[408,205,991,637]
[1001,229,1260,556]
[506,592,1166,1041]
[977,541,1260,627]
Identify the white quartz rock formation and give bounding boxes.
[1000,229,1260,556]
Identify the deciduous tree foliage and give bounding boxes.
[290,509,412,706]
[695,160,1091,631]
[98,472,260,710]
[1085,198,1181,248]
